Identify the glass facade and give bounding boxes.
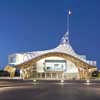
[44,60,66,72]
[9,56,16,63]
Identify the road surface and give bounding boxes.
[0,80,100,100]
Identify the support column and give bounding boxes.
[45,73,46,79]
[50,73,52,79]
[78,67,81,80]
[86,67,89,79]
[40,73,42,78]
[61,73,63,80]
[62,73,64,80]
[76,64,80,80]
[56,73,58,79]
[83,69,85,79]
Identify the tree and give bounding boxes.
[92,71,99,77]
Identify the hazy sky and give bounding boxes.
[0,0,100,69]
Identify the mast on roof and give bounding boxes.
[67,10,72,35]
[60,10,72,44]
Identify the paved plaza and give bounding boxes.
[0,80,100,100]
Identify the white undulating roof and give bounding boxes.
[9,32,96,66]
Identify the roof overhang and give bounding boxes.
[14,52,97,69]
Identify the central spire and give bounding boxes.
[67,10,72,34]
[60,32,69,44]
[60,10,72,45]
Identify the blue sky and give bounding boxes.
[0,0,100,69]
